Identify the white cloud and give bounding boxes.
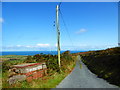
[15,44,50,48]
[36,43,50,47]
[16,45,22,47]
[55,43,57,47]
[25,45,32,48]
[3,44,117,51]
[75,28,87,34]
[0,18,4,23]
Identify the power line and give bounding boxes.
[59,2,61,8]
[53,2,75,50]
[59,9,75,49]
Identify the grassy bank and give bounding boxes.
[2,51,77,88]
[80,47,120,87]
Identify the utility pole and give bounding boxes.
[56,5,61,70]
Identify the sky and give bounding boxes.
[1,0,120,2]
[1,2,118,51]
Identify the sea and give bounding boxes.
[0,51,87,56]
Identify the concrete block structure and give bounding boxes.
[8,62,47,85]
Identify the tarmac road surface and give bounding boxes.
[56,56,119,88]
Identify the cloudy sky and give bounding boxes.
[2,2,118,51]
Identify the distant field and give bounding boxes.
[0,55,27,62]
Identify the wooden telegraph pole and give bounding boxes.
[56,5,61,71]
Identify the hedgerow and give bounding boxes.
[80,47,120,87]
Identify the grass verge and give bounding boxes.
[2,54,76,88]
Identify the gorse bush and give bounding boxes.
[45,51,74,73]
[25,54,47,63]
[25,56,35,63]
[2,59,26,72]
[46,56,59,73]
[33,54,44,62]
[2,51,75,73]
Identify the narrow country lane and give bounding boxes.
[56,56,119,88]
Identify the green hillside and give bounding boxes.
[80,47,120,87]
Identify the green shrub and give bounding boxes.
[2,59,25,72]
[25,56,36,63]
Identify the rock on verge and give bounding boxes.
[8,75,26,85]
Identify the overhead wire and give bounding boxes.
[53,2,75,50]
[59,7,75,50]
[59,2,61,7]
